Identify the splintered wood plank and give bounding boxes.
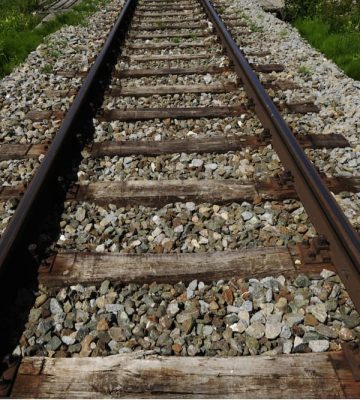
[137,6,198,11]
[301,133,349,148]
[263,79,299,91]
[89,133,349,158]
[98,106,247,121]
[25,110,64,121]
[40,247,294,286]
[131,23,205,30]
[252,64,284,73]
[114,66,230,78]
[126,41,207,50]
[135,11,199,17]
[68,177,360,206]
[286,102,320,114]
[0,184,26,200]
[132,17,204,24]
[72,179,257,205]
[108,82,237,97]
[126,53,212,62]
[129,32,208,39]
[12,351,359,398]
[3,176,358,203]
[0,132,349,164]
[0,144,49,161]
[90,135,255,157]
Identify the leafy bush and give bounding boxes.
[285,0,360,80]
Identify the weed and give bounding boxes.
[295,19,360,80]
[249,23,263,33]
[279,29,288,38]
[171,36,181,44]
[41,63,53,73]
[298,65,311,75]
[0,0,108,78]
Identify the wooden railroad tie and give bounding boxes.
[11,351,360,398]
[0,133,349,161]
[1,177,358,204]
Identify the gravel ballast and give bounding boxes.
[16,271,359,358]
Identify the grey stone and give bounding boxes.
[109,326,130,342]
[105,304,123,313]
[283,313,304,327]
[68,343,82,353]
[265,321,282,339]
[280,325,292,339]
[167,301,179,316]
[315,324,338,338]
[342,314,360,329]
[240,300,253,312]
[99,280,110,295]
[203,325,214,336]
[157,332,173,346]
[258,0,284,12]
[309,340,329,352]
[61,335,76,345]
[282,339,293,354]
[29,308,42,323]
[241,211,253,221]
[50,298,63,315]
[320,269,336,279]
[308,303,327,323]
[245,322,265,339]
[294,274,310,288]
[46,336,62,351]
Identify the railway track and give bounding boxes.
[0,0,360,396]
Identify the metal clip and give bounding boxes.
[275,170,294,188]
[259,129,272,142]
[298,235,332,265]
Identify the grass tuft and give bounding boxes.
[294,19,360,80]
[0,0,108,78]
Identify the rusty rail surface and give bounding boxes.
[199,0,360,310]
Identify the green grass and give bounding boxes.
[294,19,360,80]
[297,65,311,75]
[0,0,108,78]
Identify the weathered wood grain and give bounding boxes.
[252,64,284,73]
[131,23,205,30]
[25,110,64,121]
[12,351,359,398]
[40,247,295,286]
[126,53,213,62]
[0,184,26,200]
[98,106,247,121]
[108,82,237,97]
[73,179,257,205]
[286,102,320,114]
[132,17,204,25]
[3,176,358,203]
[126,41,207,50]
[0,134,348,162]
[129,32,208,39]
[114,66,230,78]
[90,134,349,158]
[90,135,257,157]
[135,11,199,17]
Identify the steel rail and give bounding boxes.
[0,0,136,280]
[199,0,360,310]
